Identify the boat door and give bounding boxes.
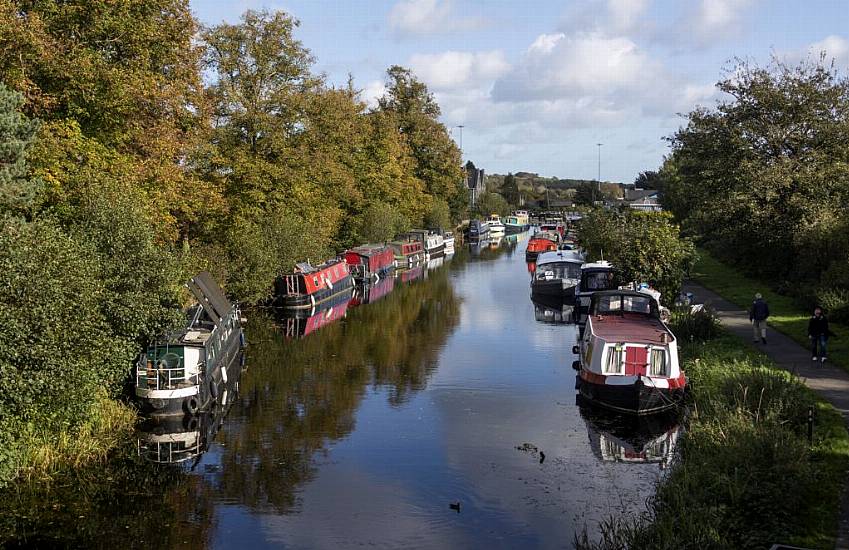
[624,346,648,376]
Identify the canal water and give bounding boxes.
[2,235,680,549]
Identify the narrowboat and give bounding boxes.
[466,219,490,241]
[575,260,615,312]
[135,272,244,417]
[351,274,396,306]
[487,214,506,236]
[390,239,425,269]
[274,258,354,309]
[525,230,560,261]
[277,289,352,338]
[573,290,686,415]
[443,231,455,255]
[138,351,245,464]
[539,221,566,238]
[531,250,584,298]
[344,244,396,282]
[406,229,446,258]
[505,210,530,233]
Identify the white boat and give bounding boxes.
[505,210,530,233]
[573,290,686,415]
[487,214,506,236]
[531,250,585,298]
[443,231,455,254]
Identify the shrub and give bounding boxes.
[669,306,721,343]
[816,287,849,324]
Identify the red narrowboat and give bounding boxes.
[525,230,560,262]
[390,239,425,269]
[275,258,354,309]
[344,244,396,282]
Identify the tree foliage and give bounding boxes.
[0,83,40,215]
[664,56,849,301]
[501,172,520,205]
[578,209,697,301]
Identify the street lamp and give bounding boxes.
[596,143,603,190]
[456,125,465,155]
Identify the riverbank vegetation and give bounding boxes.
[576,209,697,301]
[578,314,849,549]
[0,2,466,486]
[659,55,849,322]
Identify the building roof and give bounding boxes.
[624,189,659,201]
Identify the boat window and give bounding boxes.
[313,276,320,286]
[649,349,667,376]
[583,271,615,291]
[539,262,582,280]
[604,346,623,374]
[596,294,654,315]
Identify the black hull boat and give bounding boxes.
[577,376,685,415]
[275,258,354,309]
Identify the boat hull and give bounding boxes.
[578,375,685,415]
[531,278,577,298]
[276,274,355,309]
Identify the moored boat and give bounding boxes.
[505,210,530,233]
[575,260,616,312]
[531,250,584,298]
[443,231,455,254]
[275,258,354,309]
[539,221,566,238]
[525,230,560,261]
[466,219,490,241]
[574,290,686,415]
[487,214,506,236]
[390,239,425,269]
[135,272,244,417]
[406,229,446,258]
[344,244,396,282]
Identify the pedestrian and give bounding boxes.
[750,292,769,344]
[808,306,835,362]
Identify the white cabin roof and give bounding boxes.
[537,250,584,265]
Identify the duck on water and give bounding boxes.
[135,272,245,417]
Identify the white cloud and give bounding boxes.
[360,80,386,109]
[809,35,849,67]
[671,0,754,50]
[387,0,487,36]
[409,50,510,90]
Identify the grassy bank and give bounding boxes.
[691,249,849,371]
[578,324,849,549]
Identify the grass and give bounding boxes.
[577,325,849,550]
[14,392,137,484]
[691,248,849,372]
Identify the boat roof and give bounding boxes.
[590,313,671,345]
[582,260,613,271]
[187,272,233,324]
[531,231,560,241]
[537,250,584,265]
[348,244,389,256]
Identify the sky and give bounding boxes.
[190,0,849,183]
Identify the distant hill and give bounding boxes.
[486,172,623,204]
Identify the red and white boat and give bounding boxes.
[573,290,686,415]
[344,244,396,282]
[274,258,354,309]
[390,239,425,269]
[525,230,560,261]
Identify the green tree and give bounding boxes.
[578,209,696,301]
[476,192,510,217]
[501,172,520,205]
[574,182,603,206]
[633,170,662,190]
[0,83,40,216]
[424,198,451,231]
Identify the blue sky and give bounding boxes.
[191,0,849,183]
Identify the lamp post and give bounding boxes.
[596,142,603,201]
[456,125,465,156]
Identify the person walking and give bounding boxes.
[750,293,770,344]
[808,307,834,362]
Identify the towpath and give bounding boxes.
[684,281,849,549]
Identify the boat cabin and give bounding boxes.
[344,244,395,281]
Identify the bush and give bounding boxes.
[816,288,849,324]
[669,306,721,343]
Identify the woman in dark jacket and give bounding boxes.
[809,307,835,362]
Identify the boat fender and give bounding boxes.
[572,360,581,371]
[184,397,200,415]
[209,380,218,403]
[572,345,580,355]
[185,415,199,432]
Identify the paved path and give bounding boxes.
[684,281,849,549]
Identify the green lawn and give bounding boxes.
[691,248,849,372]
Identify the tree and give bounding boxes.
[578,209,696,301]
[424,198,451,231]
[501,172,520,205]
[476,192,509,217]
[633,170,662,190]
[574,182,603,206]
[0,83,40,216]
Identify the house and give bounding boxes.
[465,160,485,207]
[624,189,662,212]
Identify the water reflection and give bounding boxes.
[531,294,577,324]
[274,289,353,339]
[578,396,682,469]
